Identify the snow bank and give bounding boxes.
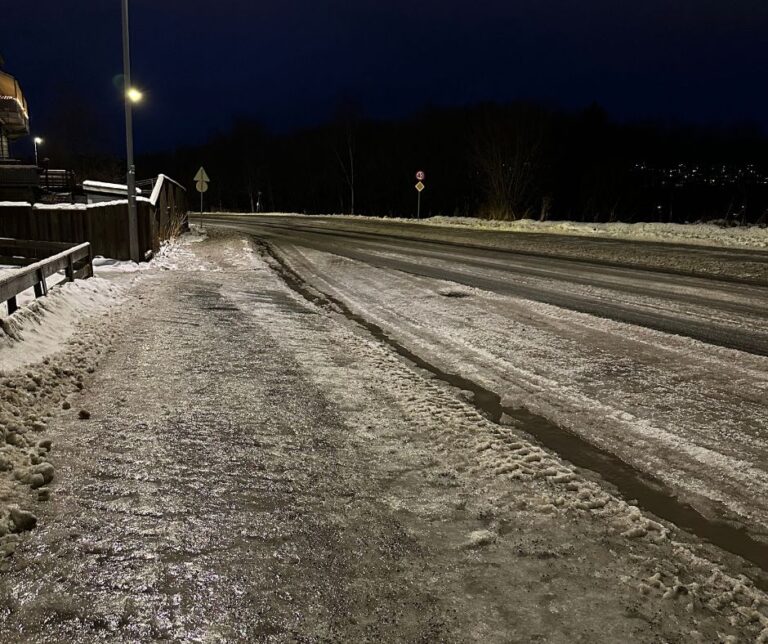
[423,217,768,249]
[0,272,122,550]
[0,277,123,371]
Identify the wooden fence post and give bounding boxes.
[33,267,48,298]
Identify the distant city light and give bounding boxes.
[126,87,143,103]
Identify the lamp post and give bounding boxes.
[33,137,43,166]
[121,0,140,263]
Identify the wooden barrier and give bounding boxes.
[0,201,157,260]
[149,174,189,238]
[0,174,187,261]
[0,240,93,316]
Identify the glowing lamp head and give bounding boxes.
[126,87,143,103]
[34,137,43,144]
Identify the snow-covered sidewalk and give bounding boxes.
[1,230,766,642]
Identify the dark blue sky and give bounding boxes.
[3,0,768,154]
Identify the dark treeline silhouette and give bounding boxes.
[138,102,768,224]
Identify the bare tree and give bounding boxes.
[332,99,362,215]
[335,123,355,214]
[472,105,548,220]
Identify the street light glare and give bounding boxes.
[34,137,43,144]
[127,87,143,103]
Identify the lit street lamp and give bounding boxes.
[121,0,140,263]
[33,136,43,166]
[127,87,143,103]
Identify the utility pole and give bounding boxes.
[121,0,140,263]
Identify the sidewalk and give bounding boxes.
[0,231,765,643]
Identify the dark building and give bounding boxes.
[0,56,29,159]
[0,55,38,202]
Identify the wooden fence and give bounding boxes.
[148,174,189,238]
[0,239,93,316]
[0,201,157,260]
[0,173,187,261]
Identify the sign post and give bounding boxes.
[194,167,210,227]
[415,171,425,219]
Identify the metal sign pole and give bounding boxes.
[415,171,425,220]
[194,167,210,229]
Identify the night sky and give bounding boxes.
[3,0,768,155]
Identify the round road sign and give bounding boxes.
[416,170,425,181]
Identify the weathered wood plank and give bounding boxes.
[0,241,93,313]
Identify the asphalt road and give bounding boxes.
[202,215,768,356]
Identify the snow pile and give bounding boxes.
[1,277,123,371]
[423,217,768,249]
[0,310,115,560]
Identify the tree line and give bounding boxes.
[134,101,767,224]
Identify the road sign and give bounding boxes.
[415,181,425,192]
[195,167,210,221]
[195,167,210,195]
[194,167,210,184]
[416,170,425,181]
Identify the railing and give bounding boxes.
[136,178,156,192]
[0,239,93,316]
[39,168,76,192]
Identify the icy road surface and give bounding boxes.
[201,216,768,541]
[3,231,768,642]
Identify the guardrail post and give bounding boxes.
[66,254,75,282]
[6,296,18,316]
[33,267,48,298]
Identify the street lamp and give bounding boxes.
[126,87,143,103]
[33,137,43,166]
[121,0,140,263]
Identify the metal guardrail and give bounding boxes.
[0,239,93,316]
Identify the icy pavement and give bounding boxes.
[205,213,768,284]
[272,244,768,539]
[211,213,768,250]
[1,231,767,642]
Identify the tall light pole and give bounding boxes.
[33,137,43,166]
[121,0,140,263]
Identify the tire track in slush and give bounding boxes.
[259,240,768,588]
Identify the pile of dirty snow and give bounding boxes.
[0,312,116,565]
